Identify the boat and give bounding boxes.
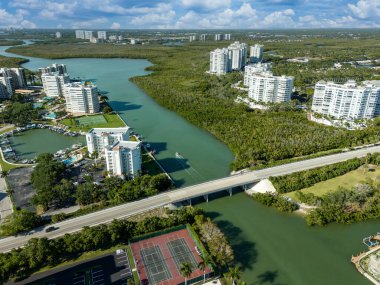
[175,152,183,158]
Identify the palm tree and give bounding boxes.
[198,254,212,283]
[226,266,241,285]
[180,262,193,285]
[0,170,9,178]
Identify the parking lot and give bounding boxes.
[7,250,133,285]
[8,167,35,211]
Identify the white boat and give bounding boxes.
[175,152,183,158]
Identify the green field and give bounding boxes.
[75,115,107,126]
[59,113,125,132]
[286,166,380,201]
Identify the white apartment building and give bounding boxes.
[41,72,70,97]
[86,127,131,155]
[311,80,380,120]
[98,31,107,40]
[214,34,222,41]
[56,32,61,38]
[250,44,264,63]
[0,68,26,90]
[39,63,67,75]
[84,31,93,40]
[248,72,294,103]
[63,82,100,115]
[109,35,117,42]
[0,76,13,98]
[75,30,85,39]
[224,34,231,41]
[209,48,231,75]
[243,63,272,86]
[200,34,207,41]
[189,35,196,42]
[105,141,141,179]
[228,41,247,71]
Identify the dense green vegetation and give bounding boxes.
[303,181,380,226]
[30,153,172,219]
[252,193,299,212]
[31,153,67,210]
[269,158,363,193]
[0,207,201,283]
[0,40,23,46]
[0,210,43,236]
[0,55,28,68]
[7,38,380,169]
[0,102,39,126]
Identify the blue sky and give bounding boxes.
[0,0,379,29]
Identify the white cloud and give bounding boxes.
[0,8,36,28]
[71,17,108,29]
[130,10,176,27]
[110,22,120,29]
[39,1,78,19]
[175,3,257,28]
[348,0,380,19]
[180,0,231,10]
[9,0,42,9]
[262,9,295,28]
[125,3,173,14]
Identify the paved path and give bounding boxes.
[0,165,13,221]
[0,145,380,252]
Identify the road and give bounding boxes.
[0,145,380,252]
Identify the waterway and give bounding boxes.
[8,129,85,159]
[199,192,376,285]
[0,43,234,186]
[1,42,378,285]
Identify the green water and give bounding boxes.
[0,46,233,187]
[199,193,375,285]
[8,129,85,159]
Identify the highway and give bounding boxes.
[1,145,380,252]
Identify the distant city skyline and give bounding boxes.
[0,0,379,29]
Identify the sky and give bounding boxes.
[0,0,379,29]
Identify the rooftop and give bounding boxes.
[88,127,130,135]
[111,140,140,151]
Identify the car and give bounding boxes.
[45,226,59,233]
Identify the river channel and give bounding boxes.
[1,43,378,285]
[0,43,234,187]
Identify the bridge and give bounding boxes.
[0,145,380,252]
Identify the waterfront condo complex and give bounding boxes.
[105,140,142,179]
[248,72,294,103]
[86,127,141,179]
[209,41,247,75]
[0,68,26,98]
[243,62,272,86]
[86,127,131,155]
[39,63,67,75]
[63,82,100,115]
[311,80,380,120]
[250,44,264,63]
[41,72,70,97]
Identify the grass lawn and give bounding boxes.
[126,246,141,285]
[0,153,21,171]
[286,166,380,201]
[59,113,126,132]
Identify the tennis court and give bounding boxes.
[140,245,172,284]
[167,238,198,272]
[75,115,107,126]
[130,227,213,285]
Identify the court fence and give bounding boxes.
[129,225,187,243]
